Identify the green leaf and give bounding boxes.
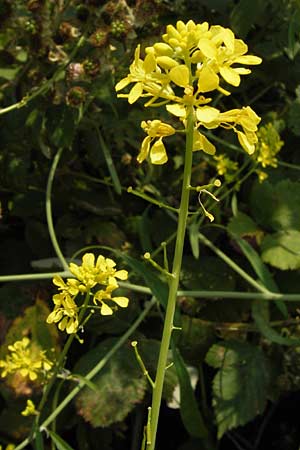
[205,340,270,438]
[250,180,300,231]
[172,345,208,438]
[288,100,300,135]
[227,212,260,237]
[48,430,75,450]
[261,230,300,270]
[252,300,300,345]
[45,105,77,148]
[181,256,236,291]
[74,338,147,427]
[230,0,267,38]
[178,315,216,364]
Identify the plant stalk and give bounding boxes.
[148,106,194,450]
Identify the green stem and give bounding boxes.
[46,147,69,271]
[148,107,195,450]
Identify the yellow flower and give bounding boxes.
[0,337,53,381]
[115,45,175,105]
[21,399,38,417]
[48,253,129,334]
[46,292,79,334]
[138,120,176,164]
[93,277,129,316]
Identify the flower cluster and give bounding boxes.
[0,337,53,382]
[214,154,238,181]
[116,20,262,164]
[255,123,284,169]
[47,253,129,334]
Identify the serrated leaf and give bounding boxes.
[178,315,216,364]
[172,345,208,438]
[250,180,300,231]
[261,230,300,270]
[205,341,270,438]
[48,430,75,450]
[74,338,147,427]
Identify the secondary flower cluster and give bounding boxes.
[0,337,53,382]
[116,20,262,164]
[47,253,129,334]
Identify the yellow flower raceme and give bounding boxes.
[214,154,239,180]
[255,123,283,168]
[0,337,53,381]
[47,253,129,334]
[115,20,262,164]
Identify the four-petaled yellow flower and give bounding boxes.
[0,337,53,381]
[138,120,176,164]
[47,253,129,334]
[115,20,262,164]
[21,399,38,417]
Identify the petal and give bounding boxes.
[53,275,65,288]
[219,66,241,86]
[115,76,131,92]
[166,103,186,117]
[150,138,168,164]
[169,65,189,87]
[115,270,128,280]
[234,55,262,65]
[233,67,251,75]
[198,38,217,58]
[101,303,113,316]
[137,136,151,163]
[196,106,220,123]
[236,130,255,154]
[193,130,216,155]
[197,66,219,92]
[143,53,156,73]
[113,296,129,308]
[128,82,143,104]
[82,253,95,269]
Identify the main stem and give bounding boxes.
[148,106,194,450]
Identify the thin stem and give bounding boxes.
[198,233,272,295]
[0,271,69,282]
[148,106,195,450]
[46,147,69,271]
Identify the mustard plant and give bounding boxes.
[116,19,262,449]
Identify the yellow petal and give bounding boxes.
[115,76,131,92]
[236,130,255,154]
[82,253,95,268]
[198,38,217,59]
[219,66,241,86]
[101,303,113,316]
[166,103,186,117]
[196,106,220,123]
[113,296,129,308]
[233,67,251,75]
[128,82,143,104]
[234,55,262,65]
[137,136,151,163]
[169,65,189,87]
[115,270,128,280]
[197,66,219,92]
[143,53,156,73]
[150,138,168,164]
[193,130,216,155]
[156,56,178,69]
